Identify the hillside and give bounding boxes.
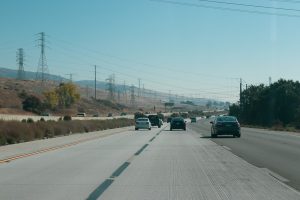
[0,77,167,116]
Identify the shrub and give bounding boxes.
[63,115,72,121]
[22,95,43,114]
[40,117,45,122]
[0,118,134,146]
[27,118,34,123]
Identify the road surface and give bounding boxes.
[189,119,300,191]
[0,123,299,200]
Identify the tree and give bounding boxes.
[43,83,80,110]
[22,95,43,114]
[44,90,59,110]
[231,79,300,127]
[55,83,80,108]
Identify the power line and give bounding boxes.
[197,0,300,12]
[50,35,239,80]
[265,0,300,4]
[150,0,300,18]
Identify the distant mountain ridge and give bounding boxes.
[0,67,225,106]
[0,67,66,82]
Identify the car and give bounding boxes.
[107,113,113,117]
[167,117,172,123]
[190,117,196,123]
[120,112,127,116]
[210,116,241,138]
[170,117,186,131]
[135,118,151,130]
[40,112,50,116]
[76,112,86,117]
[148,114,161,128]
[93,113,99,117]
[159,119,163,126]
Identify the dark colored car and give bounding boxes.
[148,114,161,128]
[170,117,186,131]
[120,112,127,116]
[93,113,99,117]
[167,117,172,123]
[210,116,241,138]
[190,117,196,123]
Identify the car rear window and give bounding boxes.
[137,118,148,121]
[172,118,184,122]
[217,116,237,122]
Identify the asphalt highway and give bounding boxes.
[189,119,300,191]
[0,123,299,200]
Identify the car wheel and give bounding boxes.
[135,128,138,131]
[158,125,161,128]
[236,134,241,138]
[149,127,151,130]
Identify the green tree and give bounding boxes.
[232,79,300,127]
[44,90,59,110]
[22,95,43,114]
[56,83,80,108]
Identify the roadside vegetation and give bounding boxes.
[22,82,80,114]
[0,118,134,146]
[229,79,300,131]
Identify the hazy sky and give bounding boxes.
[1,0,300,102]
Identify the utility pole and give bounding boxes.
[142,84,145,98]
[16,48,25,80]
[36,32,48,82]
[94,65,97,100]
[138,78,141,98]
[269,77,272,86]
[240,78,243,107]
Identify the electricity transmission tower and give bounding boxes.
[130,85,136,107]
[117,90,121,102]
[36,32,49,82]
[123,81,127,104]
[106,74,115,101]
[65,73,74,82]
[16,48,25,80]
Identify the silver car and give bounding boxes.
[135,118,151,130]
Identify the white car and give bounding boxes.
[135,118,151,130]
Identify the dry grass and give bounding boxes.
[0,118,134,146]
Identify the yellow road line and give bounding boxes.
[0,130,126,164]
